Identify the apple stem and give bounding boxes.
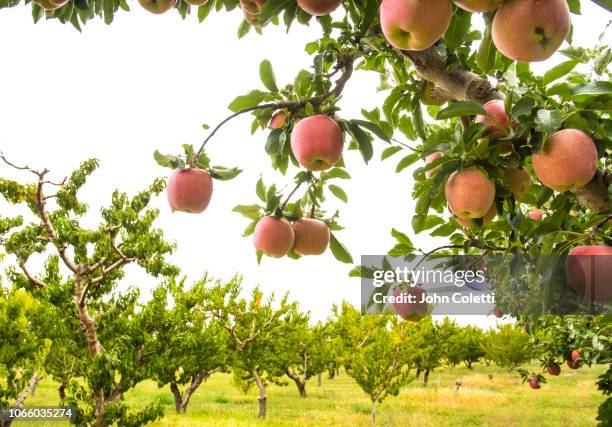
[280,180,305,212]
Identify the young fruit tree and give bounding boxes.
[0,158,179,427]
[0,0,611,422]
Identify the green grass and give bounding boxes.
[17,363,606,426]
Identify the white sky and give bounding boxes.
[0,2,609,324]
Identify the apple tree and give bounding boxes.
[481,324,532,371]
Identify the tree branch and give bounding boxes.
[17,261,45,288]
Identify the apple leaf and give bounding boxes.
[153,151,185,170]
[328,184,348,203]
[260,0,292,23]
[436,101,486,120]
[347,121,373,164]
[535,109,562,135]
[329,233,353,264]
[256,177,266,202]
[197,0,215,22]
[351,119,390,142]
[395,154,419,173]
[232,204,263,221]
[196,152,211,169]
[476,18,497,74]
[228,90,267,113]
[259,60,278,93]
[320,168,351,180]
[571,81,612,97]
[381,146,403,161]
[237,20,251,39]
[542,60,579,86]
[210,166,242,181]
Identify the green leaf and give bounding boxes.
[153,151,185,170]
[328,184,348,203]
[232,204,263,221]
[395,154,419,173]
[329,233,353,263]
[197,0,215,22]
[242,220,257,237]
[228,90,267,112]
[265,128,283,155]
[237,20,251,39]
[210,166,242,181]
[381,146,403,160]
[591,0,612,11]
[196,153,211,169]
[571,81,612,97]
[256,177,266,202]
[259,0,291,22]
[535,109,562,134]
[542,60,579,85]
[259,60,278,93]
[320,168,351,180]
[351,119,390,142]
[348,121,373,164]
[391,228,413,247]
[476,19,497,74]
[444,8,471,51]
[436,101,486,120]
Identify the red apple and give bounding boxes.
[571,350,581,362]
[527,209,544,221]
[475,100,513,139]
[565,245,612,303]
[292,218,330,256]
[532,129,597,193]
[138,0,176,14]
[445,167,496,219]
[493,309,503,318]
[492,0,570,62]
[269,111,287,129]
[291,115,344,171]
[546,363,561,376]
[425,152,442,178]
[456,204,497,228]
[167,168,213,214]
[566,359,580,370]
[392,286,428,321]
[505,168,532,201]
[253,216,295,258]
[380,0,452,51]
[297,0,342,16]
[453,0,502,12]
[528,377,541,389]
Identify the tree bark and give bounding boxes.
[2,373,43,427]
[415,368,421,379]
[58,383,66,400]
[423,369,430,386]
[251,370,267,419]
[317,373,322,387]
[371,399,377,426]
[286,369,307,398]
[170,371,210,413]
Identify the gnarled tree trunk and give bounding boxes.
[169,371,210,414]
[251,369,267,419]
[286,369,307,397]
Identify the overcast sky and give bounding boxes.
[0,2,609,324]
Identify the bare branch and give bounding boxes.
[17,261,45,288]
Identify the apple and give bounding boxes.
[421,82,447,106]
[505,168,531,201]
[493,309,503,318]
[527,209,544,221]
[380,0,452,51]
[240,0,266,26]
[532,129,597,192]
[297,0,342,16]
[445,167,496,219]
[392,286,428,321]
[292,218,330,256]
[453,0,502,13]
[475,99,513,139]
[138,0,176,14]
[456,204,497,228]
[571,350,581,362]
[566,359,580,370]
[565,245,612,304]
[492,0,570,62]
[528,377,541,389]
[546,363,561,376]
[253,216,295,258]
[33,0,69,10]
[269,111,287,129]
[291,115,344,171]
[425,152,442,178]
[167,168,213,214]
[569,210,578,217]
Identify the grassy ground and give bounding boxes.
[18,363,606,426]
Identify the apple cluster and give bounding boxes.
[381,0,571,63]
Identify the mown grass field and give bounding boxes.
[18,363,606,426]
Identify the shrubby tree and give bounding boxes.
[445,324,486,370]
[482,324,531,371]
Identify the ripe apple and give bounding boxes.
[456,204,497,228]
[240,0,266,25]
[532,129,597,192]
[291,115,344,171]
[33,0,69,10]
[138,0,176,14]
[492,0,570,62]
[528,377,541,389]
[167,168,213,214]
[425,152,442,178]
[253,216,295,258]
[493,309,503,318]
[505,168,531,201]
[566,359,580,370]
[445,167,496,219]
[269,111,287,129]
[380,0,452,51]
[475,100,513,139]
[527,209,544,221]
[565,245,612,304]
[453,0,502,12]
[292,218,330,256]
[392,286,428,322]
[571,350,581,362]
[297,0,341,16]
[546,363,561,376]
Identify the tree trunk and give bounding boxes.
[328,369,335,379]
[170,381,184,414]
[286,369,307,398]
[317,373,322,387]
[251,370,267,419]
[2,373,43,427]
[423,369,430,386]
[416,368,421,379]
[74,277,105,427]
[371,399,376,426]
[58,383,66,400]
[466,360,473,369]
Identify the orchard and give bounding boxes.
[0,0,611,426]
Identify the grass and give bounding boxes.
[17,363,606,426]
